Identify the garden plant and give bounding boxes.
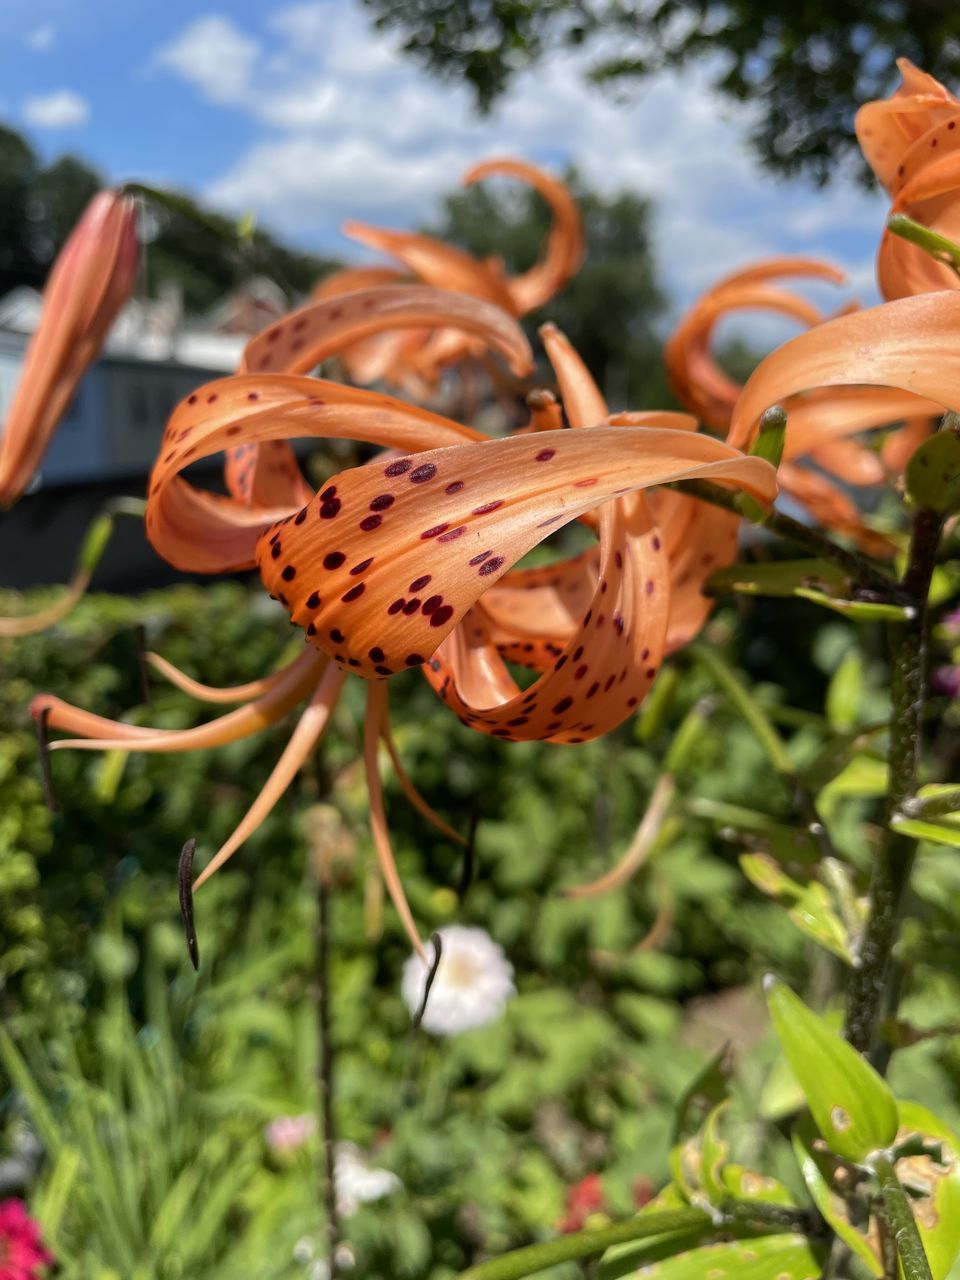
[3,55,960,1280]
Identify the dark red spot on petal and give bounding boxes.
[405,653,425,665]
[410,575,432,592]
[536,448,556,462]
[553,697,573,714]
[387,599,405,615]
[430,604,454,627]
[421,523,448,539]
[469,550,491,565]
[281,565,296,582]
[385,458,412,477]
[330,628,345,643]
[341,583,366,603]
[360,514,382,531]
[410,463,437,484]
[403,598,421,615]
[473,500,504,515]
[478,556,505,576]
[422,595,443,614]
[350,557,373,575]
[445,480,464,495]
[306,591,321,609]
[323,552,345,570]
[369,646,385,662]
[370,494,394,511]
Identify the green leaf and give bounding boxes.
[707,558,846,600]
[826,650,864,733]
[791,1116,883,1277]
[793,587,914,622]
[895,1101,960,1280]
[607,1232,823,1279]
[787,882,854,964]
[454,1209,711,1279]
[905,429,960,515]
[890,813,960,849]
[818,754,889,816]
[765,979,899,1162]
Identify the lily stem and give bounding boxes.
[315,876,341,1276]
[873,1156,934,1280]
[672,479,899,598]
[844,507,943,1061]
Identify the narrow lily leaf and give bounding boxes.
[766,980,899,1162]
[904,429,960,514]
[454,1209,711,1280]
[690,647,793,776]
[787,882,854,964]
[609,1233,823,1280]
[896,1101,960,1280]
[793,587,914,622]
[707,558,846,599]
[791,1116,883,1277]
[890,814,960,849]
[740,852,805,898]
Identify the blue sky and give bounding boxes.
[0,0,893,325]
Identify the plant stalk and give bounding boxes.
[874,1156,934,1280]
[844,508,943,1060]
[672,479,900,597]
[315,877,341,1276]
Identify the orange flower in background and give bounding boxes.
[33,285,775,954]
[0,190,139,507]
[664,258,941,554]
[318,158,584,396]
[856,59,960,299]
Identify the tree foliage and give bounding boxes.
[0,124,339,311]
[363,0,960,183]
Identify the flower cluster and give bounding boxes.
[18,57,960,958]
[0,1199,53,1280]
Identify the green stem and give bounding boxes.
[315,878,340,1276]
[456,1209,710,1280]
[874,1156,934,1280]
[844,508,943,1059]
[672,479,899,598]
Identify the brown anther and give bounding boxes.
[412,932,443,1030]
[178,838,199,970]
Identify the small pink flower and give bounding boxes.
[264,1114,317,1153]
[0,1199,53,1280]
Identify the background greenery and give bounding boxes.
[2,566,959,1277]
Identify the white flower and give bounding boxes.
[334,1143,401,1217]
[401,925,516,1036]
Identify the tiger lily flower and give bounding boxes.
[320,158,584,396]
[664,258,941,553]
[0,190,139,506]
[33,286,776,955]
[0,189,139,634]
[856,59,960,300]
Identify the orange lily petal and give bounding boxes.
[462,158,585,313]
[856,58,959,195]
[729,291,960,451]
[34,648,324,752]
[312,265,408,299]
[664,259,846,431]
[256,424,776,686]
[342,221,516,310]
[0,190,138,505]
[882,415,933,473]
[192,661,347,889]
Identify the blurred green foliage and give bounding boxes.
[2,579,960,1276]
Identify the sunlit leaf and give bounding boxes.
[890,814,960,849]
[765,980,898,1162]
[826,650,864,733]
[606,1232,823,1279]
[791,1116,883,1277]
[896,1101,960,1280]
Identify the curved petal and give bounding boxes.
[462,158,585,313]
[192,661,347,888]
[33,648,324,752]
[256,424,776,688]
[878,150,960,299]
[0,190,138,505]
[729,291,960,450]
[342,221,516,311]
[380,704,468,848]
[145,648,301,704]
[664,260,846,431]
[856,58,959,194]
[882,415,934,473]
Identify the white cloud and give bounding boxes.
[25,22,55,51]
[22,89,90,129]
[156,2,888,313]
[155,14,260,106]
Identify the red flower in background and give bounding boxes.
[0,1200,53,1280]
